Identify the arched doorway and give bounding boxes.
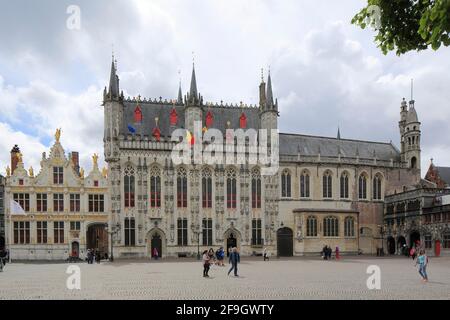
[387,236,396,255]
[86,224,108,256]
[411,157,417,169]
[410,231,420,248]
[146,228,166,259]
[277,227,293,257]
[226,233,237,257]
[71,241,80,258]
[151,234,162,258]
[397,236,406,255]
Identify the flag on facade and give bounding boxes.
[10,199,26,215]
[128,125,136,133]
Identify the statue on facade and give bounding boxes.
[55,128,61,143]
[6,166,10,177]
[92,153,99,167]
[16,152,23,163]
[79,167,84,178]
[29,166,34,177]
[102,167,108,178]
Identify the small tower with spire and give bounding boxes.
[259,68,279,131]
[184,62,203,133]
[103,53,123,162]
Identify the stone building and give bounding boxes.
[103,57,421,258]
[384,186,450,256]
[4,133,108,260]
[424,161,450,188]
[0,174,5,250]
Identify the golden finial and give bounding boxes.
[55,128,61,143]
[155,117,159,127]
[102,167,108,178]
[28,166,34,177]
[79,168,84,179]
[6,166,10,177]
[92,154,99,167]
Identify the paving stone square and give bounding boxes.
[0,256,449,300]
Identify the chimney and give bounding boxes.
[71,151,80,174]
[10,144,20,174]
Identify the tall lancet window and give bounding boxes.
[202,168,212,208]
[359,174,367,200]
[251,168,261,208]
[323,171,332,198]
[373,174,382,200]
[150,167,161,208]
[340,172,349,199]
[124,166,135,208]
[226,168,237,208]
[281,170,291,198]
[177,168,188,208]
[300,170,310,198]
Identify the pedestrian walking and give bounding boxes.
[227,247,240,277]
[202,250,211,277]
[216,247,225,266]
[263,248,268,261]
[410,247,416,260]
[0,249,7,272]
[335,246,340,260]
[153,247,159,260]
[415,249,429,282]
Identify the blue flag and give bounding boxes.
[128,125,136,133]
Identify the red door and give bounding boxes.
[435,240,441,257]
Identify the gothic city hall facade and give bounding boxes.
[104,58,421,258]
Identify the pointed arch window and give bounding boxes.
[300,170,310,198]
[251,168,261,208]
[202,168,212,208]
[340,172,349,199]
[358,174,367,200]
[177,168,188,208]
[134,105,142,123]
[124,166,135,208]
[323,171,332,198]
[150,167,161,208]
[170,108,178,126]
[152,127,161,142]
[226,168,237,208]
[373,174,382,200]
[344,216,355,237]
[281,170,291,198]
[205,111,214,128]
[239,112,247,129]
[324,216,339,237]
[306,216,317,237]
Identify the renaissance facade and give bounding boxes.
[103,57,421,258]
[4,135,109,260]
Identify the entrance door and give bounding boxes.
[226,233,237,257]
[387,237,396,255]
[151,234,162,258]
[277,227,293,257]
[71,242,80,258]
[0,236,4,251]
[87,224,108,256]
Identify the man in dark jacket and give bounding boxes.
[228,247,240,277]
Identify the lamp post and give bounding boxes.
[378,225,385,256]
[105,222,120,262]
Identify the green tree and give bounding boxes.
[352,0,450,55]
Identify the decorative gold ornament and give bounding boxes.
[79,168,84,178]
[92,154,99,167]
[55,128,61,143]
[29,166,34,177]
[16,152,23,163]
[6,166,11,177]
[102,167,108,178]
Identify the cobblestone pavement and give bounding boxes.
[1,256,449,300]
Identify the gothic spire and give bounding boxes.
[189,63,198,99]
[108,55,119,99]
[337,127,341,139]
[177,80,183,104]
[266,71,274,109]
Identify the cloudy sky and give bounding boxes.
[0,0,449,176]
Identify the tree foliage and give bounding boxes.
[352,0,450,55]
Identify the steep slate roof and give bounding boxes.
[435,166,450,185]
[122,101,260,137]
[279,133,400,160]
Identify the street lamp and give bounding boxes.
[105,222,120,262]
[378,225,385,256]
